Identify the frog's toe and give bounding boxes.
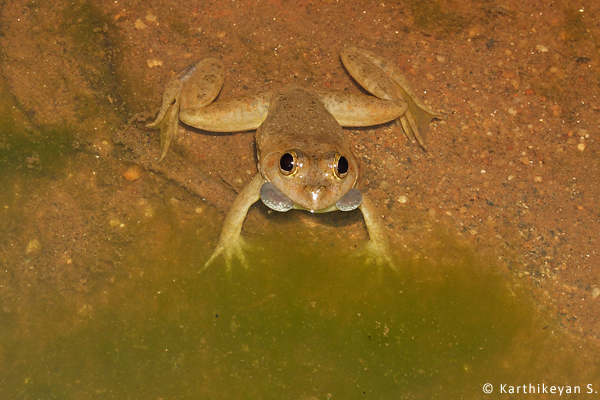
[353,240,398,272]
[399,112,427,151]
[146,93,181,161]
[201,236,250,273]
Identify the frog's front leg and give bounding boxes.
[357,193,397,271]
[202,174,265,272]
[339,47,441,150]
[147,58,272,161]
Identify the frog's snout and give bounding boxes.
[305,184,325,202]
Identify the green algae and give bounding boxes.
[0,213,591,399]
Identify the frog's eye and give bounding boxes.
[334,155,349,178]
[279,152,297,176]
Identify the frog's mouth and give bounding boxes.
[260,182,362,213]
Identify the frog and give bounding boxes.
[147,47,440,271]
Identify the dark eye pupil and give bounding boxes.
[337,156,348,175]
[280,153,295,171]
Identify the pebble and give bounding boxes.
[135,18,147,30]
[398,195,408,204]
[124,165,143,181]
[25,239,41,254]
[592,287,600,299]
[536,44,549,53]
[146,59,164,68]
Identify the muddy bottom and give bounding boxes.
[1,0,600,399]
[1,204,592,399]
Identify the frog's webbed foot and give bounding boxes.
[200,174,264,273]
[146,93,181,161]
[398,109,427,151]
[147,59,225,161]
[340,46,441,150]
[202,235,250,272]
[356,193,397,272]
[353,238,396,271]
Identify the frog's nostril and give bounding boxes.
[306,185,325,202]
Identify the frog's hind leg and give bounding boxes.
[340,47,440,150]
[147,58,224,161]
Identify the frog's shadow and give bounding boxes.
[247,200,368,238]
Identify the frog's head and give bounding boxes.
[260,148,361,213]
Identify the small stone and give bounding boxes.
[135,18,147,30]
[436,55,446,63]
[124,165,143,181]
[577,143,587,151]
[25,239,41,254]
[145,13,157,22]
[534,176,543,182]
[592,287,600,299]
[146,59,163,68]
[398,195,408,204]
[536,44,549,53]
[508,107,517,116]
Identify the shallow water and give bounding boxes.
[0,158,587,399]
[2,1,599,398]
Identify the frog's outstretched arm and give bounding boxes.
[358,193,396,270]
[202,173,265,271]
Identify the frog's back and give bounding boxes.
[256,86,350,157]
